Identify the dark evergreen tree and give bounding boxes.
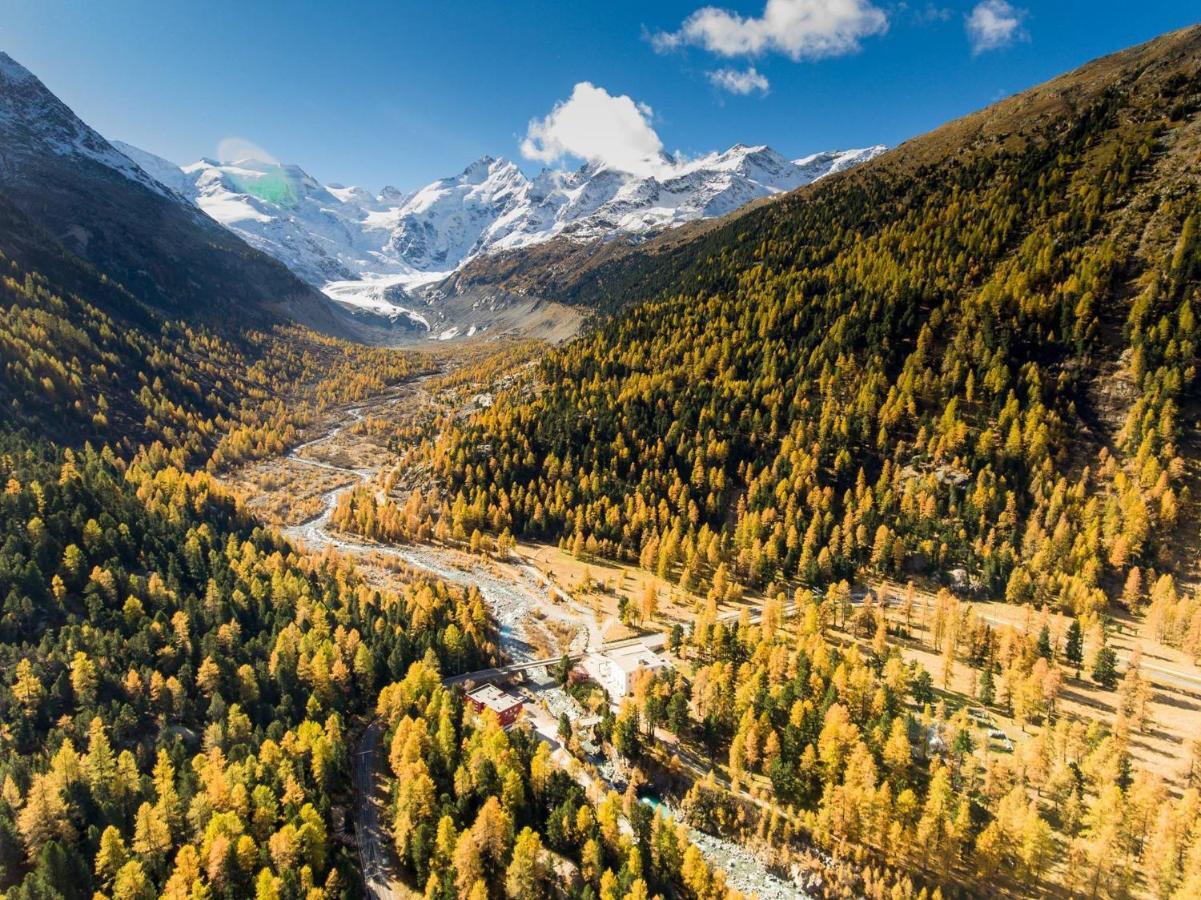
[1065,619,1084,677]
[1093,645,1119,690]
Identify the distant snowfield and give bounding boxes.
[114,141,887,324]
[321,273,437,329]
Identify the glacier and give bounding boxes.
[114,140,887,324]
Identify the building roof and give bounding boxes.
[467,683,522,714]
[595,643,669,675]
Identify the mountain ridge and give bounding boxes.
[446,24,1201,321]
[429,22,1201,596]
[113,138,885,320]
[0,51,354,337]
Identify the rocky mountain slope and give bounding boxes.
[115,139,884,324]
[0,53,351,336]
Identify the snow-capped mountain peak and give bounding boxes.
[460,155,499,179]
[794,146,887,181]
[118,138,886,320]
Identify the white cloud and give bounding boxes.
[965,0,1026,54]
[707,66,771,95]
[217,137,278,165]
[653,0,888,61]
[521,82,667,177]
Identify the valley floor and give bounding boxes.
[221,337,1201,899]
[221,341,821,898]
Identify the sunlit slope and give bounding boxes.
[433,26,1201,632]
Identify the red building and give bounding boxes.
[466,684,523,727]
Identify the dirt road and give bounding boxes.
[277,385,602,898]
[353,719,399,900]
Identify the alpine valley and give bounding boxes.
[1,13,1201,900]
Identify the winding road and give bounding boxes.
[353,719,397,900]
[278,384,604,898]
[281,385,1201,900]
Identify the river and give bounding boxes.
[278,388,813,899]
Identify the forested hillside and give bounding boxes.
[0,193,423,468]
[0,156,484,897]
[0,73,467,894]
[4,20,1201,900]
[430,26,1201,642]
[305,28,1201,898]
[0,437,495,898]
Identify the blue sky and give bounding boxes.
[2,1,1196,190]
